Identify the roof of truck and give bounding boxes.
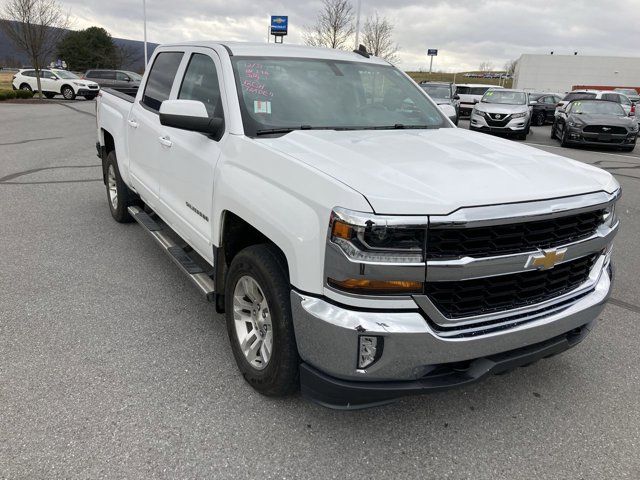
[158,41,391,64]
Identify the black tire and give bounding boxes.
[61,86,76,100]
[225,244,299,397]
[533,111,545,126]
[84,95,96,100]
[105,151,134,223]
[550,122,557,139]
[44,92,56,99]
[19,83,32,91]
[560,125,570,147]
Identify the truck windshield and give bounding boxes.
[231,57,448,136]
[481,90,527,105]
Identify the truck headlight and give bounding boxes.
[603,203,617,227]
[324,208,426,295]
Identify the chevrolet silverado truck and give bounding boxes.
[96,42,620,409]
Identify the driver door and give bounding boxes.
[155,48,227,263]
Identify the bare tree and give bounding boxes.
[478,61,494,72]
[361,12,399,64]
[0,0,69,98]
[304,0,354,50]
[503,59,517,76]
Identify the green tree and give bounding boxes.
[56,26,117,71]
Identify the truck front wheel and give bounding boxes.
[225,244,299,397]
[105,151,134,223]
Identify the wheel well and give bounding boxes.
[19,83,30,89]
[61,84,73,93]
[215,211,289,313]
[101,130,115,184]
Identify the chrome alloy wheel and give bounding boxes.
[233,275,273,370]
[107,164,118,209]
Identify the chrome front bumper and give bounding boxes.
[291,259,612,383]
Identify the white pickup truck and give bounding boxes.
[96,41,620,408]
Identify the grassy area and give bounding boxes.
[406,71,513,88]
[0,72,14,90]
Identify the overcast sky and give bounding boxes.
[54,0,640,71]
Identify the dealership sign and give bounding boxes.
[427,49,438,56]
[271,16,288,36]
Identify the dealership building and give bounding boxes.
[513,54,640,93]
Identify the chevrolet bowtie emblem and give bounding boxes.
[526,248,567,270]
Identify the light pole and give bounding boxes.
[354,0,362,49]
[143,0,148,69]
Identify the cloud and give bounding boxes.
[57,0,640,71]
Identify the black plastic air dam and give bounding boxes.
[300,320,595,410]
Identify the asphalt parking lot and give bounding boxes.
[1,102,639,479]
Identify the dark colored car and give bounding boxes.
[551,99,638,151]
[84,69,142,88]
[529,93,562,126]
[419,81,460,124]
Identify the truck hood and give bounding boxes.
[257,128,617,215]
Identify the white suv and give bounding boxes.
[12,68,100,100]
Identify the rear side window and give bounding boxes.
[602,93,620,103]
[142,52,184,111]
[470,87,490,95]
[22,70,36,77]
[564,92,596,102]
[178,53,223,118]
[116,72,130,81]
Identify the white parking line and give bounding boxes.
[525,142,640,160]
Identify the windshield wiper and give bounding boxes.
[255,125,327,136]
[369,124,438,130]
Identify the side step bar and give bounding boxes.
[128,206,215,301]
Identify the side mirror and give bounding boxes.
[125,77,131,82]
[529,100,537,105]
[453,94,460,100]
[50,76,57,80]
[159,99,224,138]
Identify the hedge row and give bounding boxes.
[0,89,35,101]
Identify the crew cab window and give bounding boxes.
[142,51,183,111]
[178,53,223,118]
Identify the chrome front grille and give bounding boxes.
[424,254,597,318]
[418,191,620,336]
[427,209,604,259]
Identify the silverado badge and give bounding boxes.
[526,248,567,270]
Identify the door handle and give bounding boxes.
[127,119,138,128]
[158,135,172,148]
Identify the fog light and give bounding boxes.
[358,335,383,369]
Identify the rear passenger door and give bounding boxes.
[128,50,184,206]
[156,48,227,261]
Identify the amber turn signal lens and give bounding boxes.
[331,220,353,240]
[328,278,423,294]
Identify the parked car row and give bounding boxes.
[458,85,638,152]
[10,68,143,101]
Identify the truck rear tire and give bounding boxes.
[225,244,299,397]
[105,151,134,223]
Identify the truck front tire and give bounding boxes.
[225,244,299,397]
[105,151,134,223]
